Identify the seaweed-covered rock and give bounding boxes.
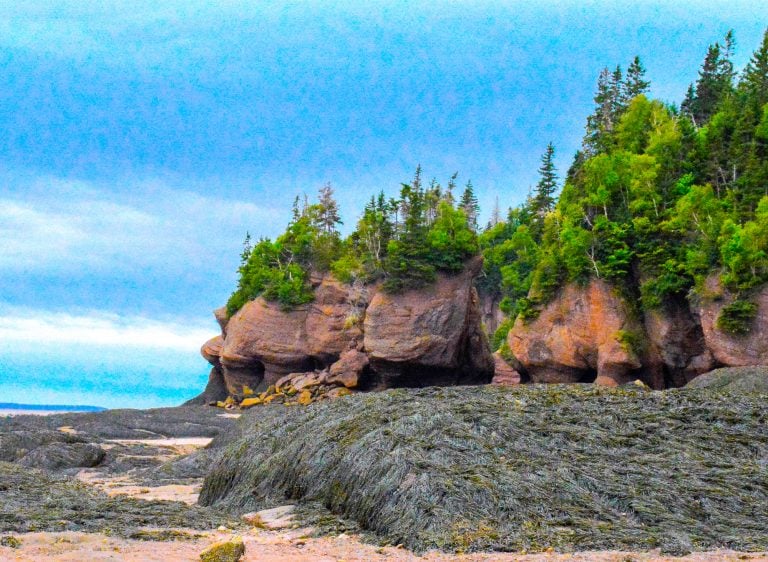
[0,429,87,462]
[685,365,768,392]
[199,536,245,562]
[17,442,105,471]
[0,461,237,536]
[200,385,768,554]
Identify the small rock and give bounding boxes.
[239,397,262,408]
[243,505,296,530]
[326,387,352,399]
[0,536,21,549]
[199,536,244,562]
[298,390,313,406]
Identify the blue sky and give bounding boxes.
[1,1,767,406]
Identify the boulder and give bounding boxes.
[17,442,105,471]
[327,348,369,388]
[698,276,768,367]
[685,365,768,393]
[199,536,244,562]
[508,279,644,386]
[364,257,494,387]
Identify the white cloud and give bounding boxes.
[0,174,279,274]
[0,306,212,351]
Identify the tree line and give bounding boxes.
[228,28,768,341]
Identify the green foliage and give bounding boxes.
[225,30,768,339]
[717,300,758,334]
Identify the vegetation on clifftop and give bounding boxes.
[228,29,768,339]
[227,169,479,313]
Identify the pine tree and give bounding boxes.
[533,143,558,215]
[681,83,697,122]
[623,56,651,100]
[743,28,768,109]
[610,65,625,117]
[239,232,252,267]
[584,68,615,155]
[316,182,342,234]
[489,196,501,227]
[460,181,480,231]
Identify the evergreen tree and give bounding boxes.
[610,65,625,117]
[316,182,342,234]
[681,83,697,121]
[584,68,616,155]
[460,181,480,231]
[444,172,458,205]
[743,28,768,109]
[239,232,252,266]
[533,143,558,215]
[623,56,651,100]
[489,196,501,228]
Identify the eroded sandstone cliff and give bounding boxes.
[197,257,494,399]
[506,275,768,388]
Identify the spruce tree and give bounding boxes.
[316,182,342,234]
[584,68,615,155]
[693,42,732,124]
[533,143,558,215]
[610,65,625,118]
[743,28,768,109]
[623,56,651,100]
[460,181,480,231]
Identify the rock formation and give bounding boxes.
[507,274,768,388]
[199,258,494,398]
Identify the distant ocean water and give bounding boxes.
[0,341,209,410]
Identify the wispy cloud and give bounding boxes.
[0,305,212,351]
[0,174,278,274]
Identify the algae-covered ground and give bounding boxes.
[0,461,238,537]
[200,383,768,555]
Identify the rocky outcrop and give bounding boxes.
[201,259,494,397]
[508,274,768,388]
[698,276,768,366]
[363,257,493,388]
[509,280,646,386]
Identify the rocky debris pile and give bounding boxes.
[214,368,358,410]
[507,276,768,388]
[194,259,494,402]
[200,384,768,555]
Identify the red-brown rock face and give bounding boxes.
[508,280,644,386]
[698,276,768,366]
[506,274,767,389]
[363,257,493,387]
[201,262,494,397]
